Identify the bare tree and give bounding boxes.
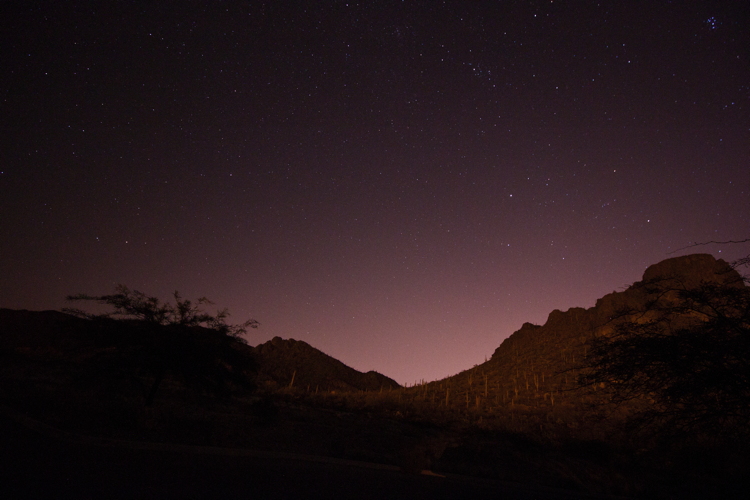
[66,285,259,406]
[579,262,750,441]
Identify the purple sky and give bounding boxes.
[2,2,748,384]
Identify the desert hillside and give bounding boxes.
[397,254,743,420]
[253,336,400,392]
[1,253,748,499]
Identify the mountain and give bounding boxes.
[0,308,399,398]
[0,253,740,410]
[252,336,400,392]
[0,308,94,354]
[408,253,743,414]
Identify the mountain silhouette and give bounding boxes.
[0,309,400,398]
[253,336,400,392]
[1,254,739,411]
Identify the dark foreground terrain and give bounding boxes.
[1,408,597,500]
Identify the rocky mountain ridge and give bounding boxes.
[405,253,743,414]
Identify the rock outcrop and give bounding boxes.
[419,254,744,413]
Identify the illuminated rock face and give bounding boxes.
[480,254,743,410]
[641,253,737,285]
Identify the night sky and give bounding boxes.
[2,1,748,385]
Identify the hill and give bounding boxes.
[253,336,400,392]
[0,309,399,400]
[401,254,744,419]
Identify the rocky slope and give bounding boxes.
[252,336,400,392]
[407,254,743,415]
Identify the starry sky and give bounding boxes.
[1,1,748,385]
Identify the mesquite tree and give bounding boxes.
[579,260,750,441]
[66,285,259,406]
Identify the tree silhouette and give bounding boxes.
[579,260,750,441]
[65,285,259,406]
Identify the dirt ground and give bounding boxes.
[1,409,605,500]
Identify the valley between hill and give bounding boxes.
[1,253,748,498]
